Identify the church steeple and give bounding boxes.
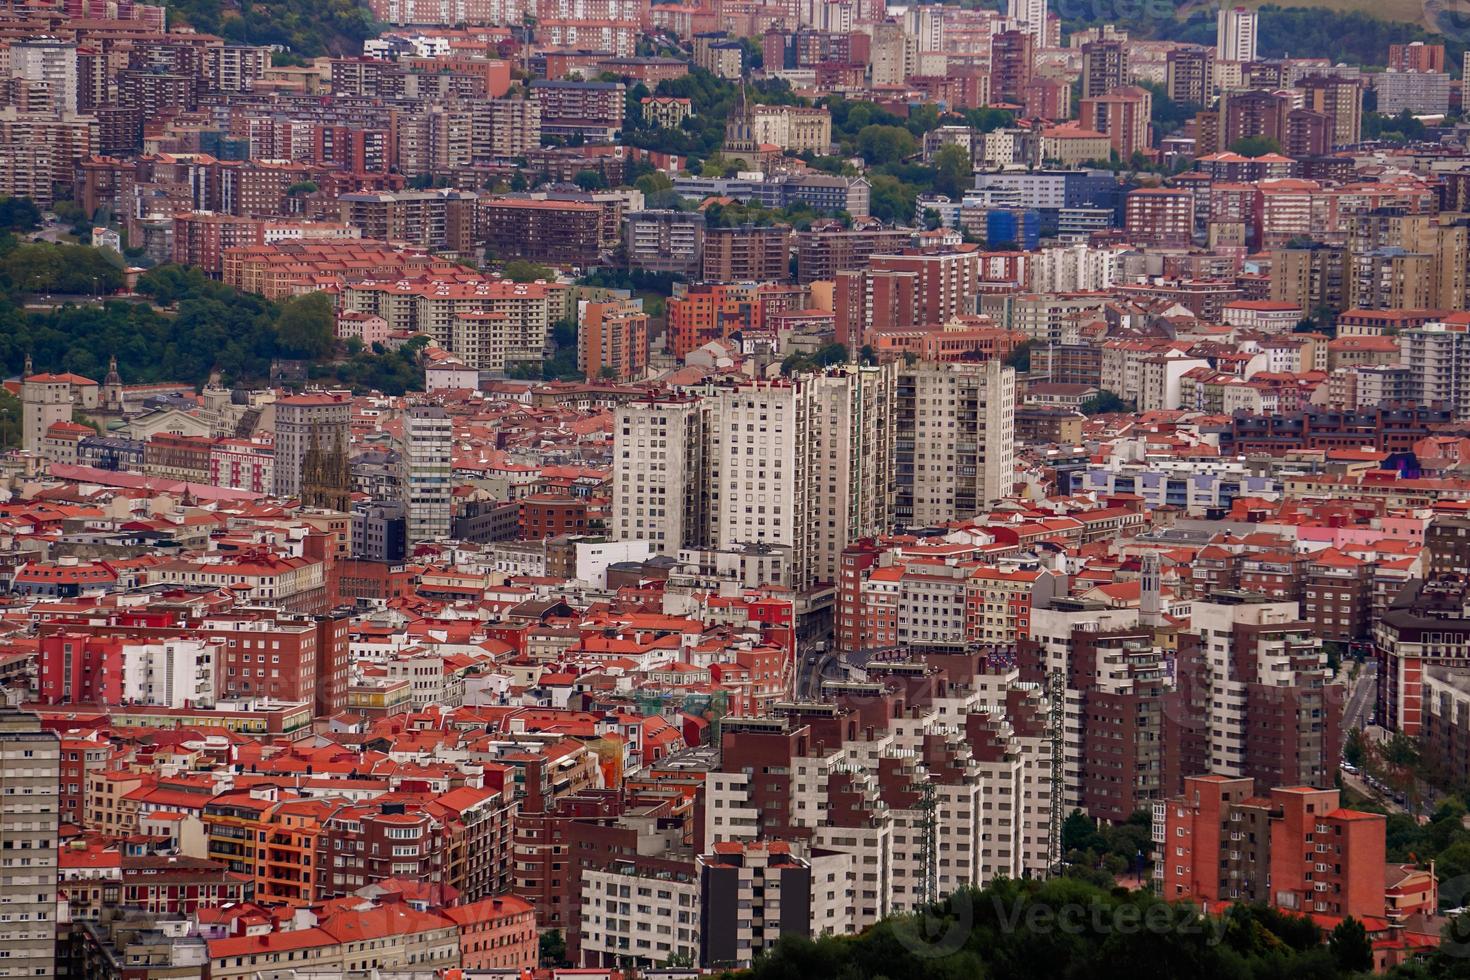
[102,354,124,413]
[22,354,31,379]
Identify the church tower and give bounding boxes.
[101,355,123,413]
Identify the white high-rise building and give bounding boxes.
[400,406,453,543]
[9,38,77,115]
[903,4,944,52]
[893,360,1015,527]
[612,365,894,589]
[1006,0,1046,41]
[0,710,58,980]
[121,639,219,709]
[1400,320,1470,419]
[1216,5,1258,64]
[1029,243,1126,293]
[707,367,893,589]
[612,396,706,557]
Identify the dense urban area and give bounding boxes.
[6,0,1470,977]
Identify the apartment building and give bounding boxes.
[529,80,625,141]
[338,189,477,254]
[1400,320,1470,419]
[612,397,705,556]
[0,710,59,980]
[794,225,913,284]
[625,209,706,276]
[1270,243,1349,316]
[400,406,453,544]
[1157,776,1387,919]
[1188,593,1342,789]
[893,359,1015,526]
[698,842,839,969]
[667,282,761,358]
[1080,39,1129,99]
[10,37,78,114]
[479,97,542,159]
[703,654,1054,922]
[611,368,892,589]
[578,298,649,381]
[749,105,833,154]
[273,392,351,500]
[1023,588,1190,822]
[702,223,791,282]
[834,248,987,346]
[1376,577,1470,735]
[480,198,606,265]
[1124,187,1192,246]
[1081,85,1146,157]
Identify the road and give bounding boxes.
[1342,660,1378,734]
[794,649,841,699]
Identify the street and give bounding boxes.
[1342,660,1378,734]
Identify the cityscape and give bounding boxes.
[1,0,1470,977]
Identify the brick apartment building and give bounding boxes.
[1156,775,1397,921]
[480,198,606,265]
[702,223,791,282]
[518,493,592,539]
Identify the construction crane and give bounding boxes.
[1046,669,1066,876]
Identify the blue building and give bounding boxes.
[986,208,1041,250]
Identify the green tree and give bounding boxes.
[574,169,607,191]
[1061,808,1101,854]
[1229,136,1284,157]
[539,929,567,966]
[503,260,555,282]
[1081,390,1133,415]
[273,292,335,359]
[1005,338,1037,373]
[1329,917,1373,973]
[0,197,40,232]
[635,171,674,197]
[932,143,972,199]
[855,124,918,166]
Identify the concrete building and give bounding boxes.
[1007,0,1046,39]
[1377,69,1452,116]
[21,368,93,455]
[1023,594,1185,822]
[1124,186,1191,246]
[750,105,832,154]
[1156,776,1388,919]
[1216,5,1258,63]
[702,224,791,282]
[578,298,649,381]
[273,392,352,501]
[893,359,1015,526]
[1188,593,1342,790]
[0,710,59,980]
[698,842,826,970]
[612,367,894,589]
[1166,46,1213,106]
[9,37,78,115]
[1080,39,1129,100]
[625,209,705,276]
[1400,320,1470,419]
[400,406,453,543]
[613,397,707,557]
